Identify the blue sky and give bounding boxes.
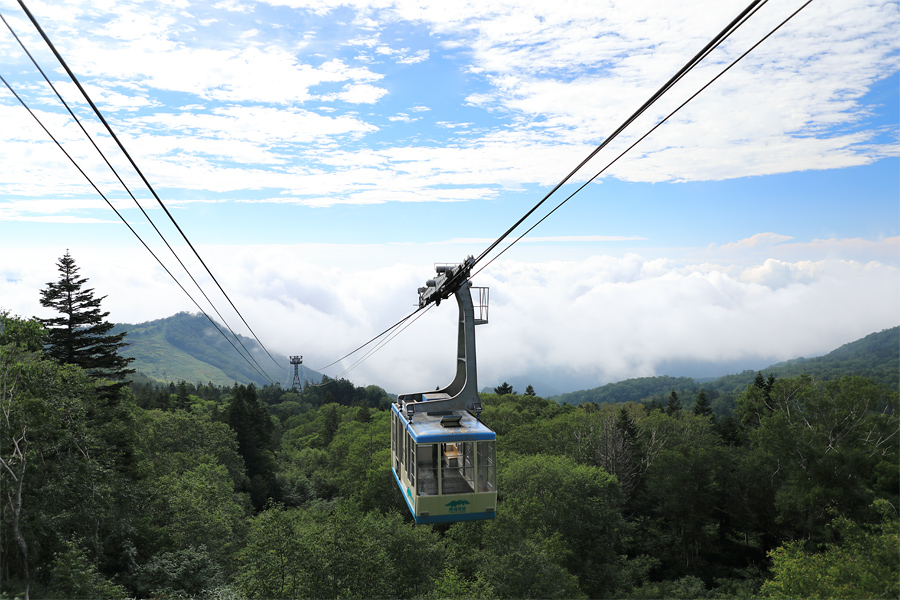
[1,0,897,394]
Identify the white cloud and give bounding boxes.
[463,93,493,107]
[433,235,646,245]
[322,83,389,104]
[1,215,120,224]
[274,185,497,207]
[2,242,896,393]
[212,0,255,12]
[137,105,378,144]
[0,198,111,219]
[345,34,381,47]
[311,0,899,182]
[468,253,899,388]
[2,0,894,209]
[436,121,472,129]
[372,45,429,63]
[397,49,429,64]
[734,236,900,269]
[719,233,794,250]
[48,82,160,112]
[45,18,384,106]
[388,113,418,122]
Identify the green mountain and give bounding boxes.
[112,312,321,387]
[549,375,700,407]
[551,326,900,409]
[118,313,897,402]
[706,326,900,394]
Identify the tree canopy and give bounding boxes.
[1,312,897,599]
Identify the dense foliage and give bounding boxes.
[1,309,898,599]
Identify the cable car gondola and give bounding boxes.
[390,258,497,524]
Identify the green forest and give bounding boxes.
[551,327,900,415]
[2,308,898,599]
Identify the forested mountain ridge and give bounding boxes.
[551,326,899,410]
[760,326,898,388]
[1,310,897,599]
[111,312,323,387]
[119,312,898,404]
[550,375,700,407]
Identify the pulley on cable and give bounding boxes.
[390,257,497,524]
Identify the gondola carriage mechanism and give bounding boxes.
[390,257,498,524]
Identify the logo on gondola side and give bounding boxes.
[446,499,470,513]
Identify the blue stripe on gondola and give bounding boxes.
[413,511,496,525]
[410,431,495,443]
[392,467,416,516]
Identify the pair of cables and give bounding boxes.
[0,1,281,384]
[318,0,817,378]
[471,0,816,280]
[306,303,434,388]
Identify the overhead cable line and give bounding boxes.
[468,0,768,275]
[333,303,435,379]
[325,0,806,371]
[314,1,772,373]
[16,0,283,370]
[0,73,274,384]
[316,306,426,371]
[0,10,274,383]
[308,303,434,385]
[473,0,815,279]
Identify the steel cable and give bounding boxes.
[0,10,275,382]
[16,0,283,371]
[469,0,768,272]
[471,0,815,280]
[0,73,274,384]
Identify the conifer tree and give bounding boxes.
[666,389,681,415]
[753,372,776,402]
[355,401,371,423]
[494,382,515,395]
[603,405,640,500]
[646,398,663,413]
[693,388,714,418]
[228,383,277,509]
[176,380,190,409]
[38,251,134,397]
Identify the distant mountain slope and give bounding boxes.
[112,312,322,387]
[551,376,699,407]
[708,326,899,394]
[552,326,899,407]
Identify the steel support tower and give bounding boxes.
[290,355,303,391]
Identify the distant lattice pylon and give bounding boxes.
[290,355,303,390]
